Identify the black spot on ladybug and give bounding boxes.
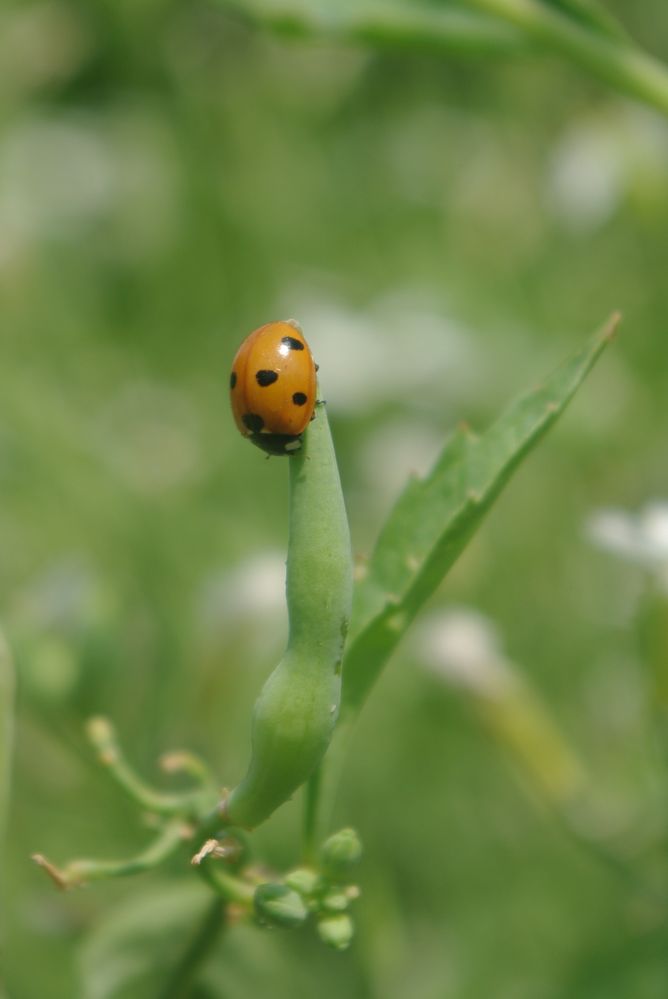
[230,371,237,390]
[256,370,278,387]
[243,413,264,433]
[292,392,307,406]
[281,336,304,351]
[250,432,302,456]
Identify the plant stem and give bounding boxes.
[86,717,211,817]
[157,897,227,999]
[303,715,357,854]
[545,0,627,41]
[467,0,668,115]
[196,860,256,905]
[33,820,186,888]
[555,807,668,911]
[160,750,217,789]
[220,0,528,55]
[222,0,668,117]
[302,768,321,864]
[0,631,14,950]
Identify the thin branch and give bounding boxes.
[160,750,217,790]
[86,717,211,817]
[302,768,321,865]
[220,0,530,55]
[157,897,227,999]
[32,820,186,889]
[194,853,256,906]
[467,0,668,115]
[220,0,668,117]
[543,0,628,41]
[0,631,14,951]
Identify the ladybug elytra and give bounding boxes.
[230,320,317,455]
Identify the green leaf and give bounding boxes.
[217,0,668,118]
[0,629,14,947]
[466,0,668,116]
[79,880,212,999]
[218,0,529,55]
[341,316,618,716]
[525,0,627,41]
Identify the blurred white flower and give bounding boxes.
[0,118,117,235]
[0,109,179,267]
[548,123,623,231]
[278,289,482,416]
[417,607,512,696]
[356,419,443,504]
[10,557,109,635]
[0,116,110,267]
[194,553,288,673]
[416,607,588,805]
[9,558,112,700]
[586,503,668,596]
[197,551,286,634]
[548,107,668,232]
[586,503,668,583]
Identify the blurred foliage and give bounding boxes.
[2,0,668,996]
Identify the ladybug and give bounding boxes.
[230,320,317,455]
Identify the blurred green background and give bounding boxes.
[3,1,668,996]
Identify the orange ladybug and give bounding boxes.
[230,320,317,455]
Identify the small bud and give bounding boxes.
[254,883,308,929]
[321,889,350,913]
[317,913,354,951]
[320,828,362,879]
[284,867,320,897]
[86,716,115,745]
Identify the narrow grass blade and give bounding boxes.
[219,0,529,55]
[526,0,627,41]
[0,629,14,948]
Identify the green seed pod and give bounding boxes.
[317,912,354,951]
[225,400,353,828]
[254,883,309,929]
[320,827,363,879]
